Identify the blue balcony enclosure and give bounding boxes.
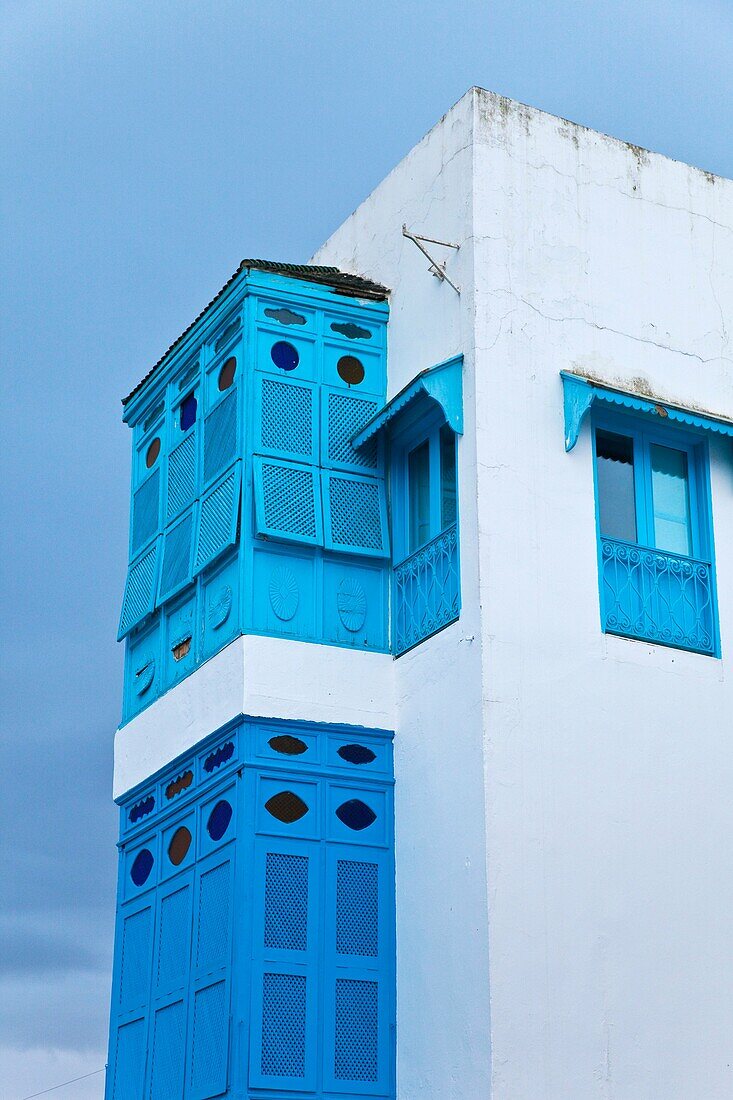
[118,262,392,722]
[560,372,727,656]
[600,538,716,654]
[352,356,463,656]
[393,523,460,655]
[105,717,395,1100]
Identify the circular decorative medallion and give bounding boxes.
[208,585,232,630]
[269,566,299,621]
[337,577,367,633]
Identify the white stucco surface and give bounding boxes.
[114,635,395,798]
[314,88,733,1099]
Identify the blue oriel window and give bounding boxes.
[592,414,718,656]
[392,412,460,654]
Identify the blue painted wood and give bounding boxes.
[591,409,720,656]
[105,717,395,1099]
[561,369,733,452]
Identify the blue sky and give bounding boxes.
[1,1,731,1095]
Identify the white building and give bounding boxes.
[107,88,733,1099]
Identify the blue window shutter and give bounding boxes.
[257,375,318,462]
[253,456,323,546]
[131,469,160,555]
[156,884,192,996]
[190,980,228,1097]
[119,904,154,1010]
[193,464,242,576]
[203,390,237,485]
[118,538,161,639]
[323,389,379,472]
[249,837,318,1092]
[158,510,195,604]
[149,1000,186,1099]
[167,431,197,521]
[334,978,379,1083]
[322,472,389,557]
[323,847,390,1095]
[110,1017,147,1100]
[189,854,233,1100]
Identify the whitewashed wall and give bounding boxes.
[313,91,493,1099]
[315,87,733,1099]
[472,89,733,1100]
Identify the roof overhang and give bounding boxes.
[352,355,463,450]
[561,370,733,451]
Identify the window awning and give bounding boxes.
[352,355,463,450]
[561,371,733,452]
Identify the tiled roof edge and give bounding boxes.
[122,260,389,406]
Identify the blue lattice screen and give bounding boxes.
[118,541,160,639]
[194,465,241,575]
[254,457,322,545]
[323,472,389,557]
[159,512,194,603]
[204,390,237,484]
[132,470,160,554]
[167,433,197,520]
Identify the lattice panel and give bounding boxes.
[118,540,159,638]
[204,390,237,483]
[167,432,196,520]
[327,392,378,469]
[190,981,228,1095]
[196,862,230,973]
[260,377,314,458]
[119,907,152,1009]
[336,860,378,957]
[149,1001,185,1100]
[158,513,193,602]
[264,853,308,951]
[194,465,241,574]
[111,1018,146,1100]
[325,473,387,555]
[254,458,321,545]
[334,978,379,1082]
[157,887,190,992]
[261,972,307,1078]
[132,469,160,553]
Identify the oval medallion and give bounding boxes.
[337,577,367,633]
[269,567,299,621]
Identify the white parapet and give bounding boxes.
[114,634,396,799]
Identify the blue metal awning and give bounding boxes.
[561,371,733,451]
[352,355,463,449]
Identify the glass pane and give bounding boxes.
[408,441,430,552]
[595,430,637,542]
[180,392,197,431]
[650,444,692,555]
[440,425,457,529]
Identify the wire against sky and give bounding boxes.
[19,1067,105,1100]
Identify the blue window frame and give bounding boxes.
[592,411,719,656]
[392,412,460,654]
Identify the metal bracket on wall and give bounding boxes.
[402,225,460,294]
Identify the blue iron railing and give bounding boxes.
[600,537,716,655]
[393,523,460,655]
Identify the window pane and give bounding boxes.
[440,425,457,529]
[595,430,637,542]
[650,444,692,555]
[408,442,430,552]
